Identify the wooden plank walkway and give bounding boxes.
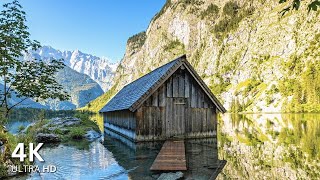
[150,140,187,171]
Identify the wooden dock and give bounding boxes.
[150,140,187,171]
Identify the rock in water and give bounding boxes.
[84,130,101,141]
[49,117,81,127]
[157,172,184,180]
[36,133,61,143]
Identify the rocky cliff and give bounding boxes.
[22,46,115,110]
[89,0,320,113]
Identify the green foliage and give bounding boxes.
[75,110,91,122]
[180,0,204,7]
[0,109,6,125]
[214,2,255,40]
[17,125,25,133]
[209,76,231,98]
[69,127,86,140]
[0,0,69,119]
[8,108,75,121]
[230,97,252,113]
[25,119,50,137]
[224,113,320,176]
[191,42,206,67]
[163,39,186,56]
[243,129,263,146]
[265,96,274,105]
[223,1,239,16]
[77,112,100,133]
[127,31,146,50]
[308,0,320,12]
[0,164,7,178]
[243,79,262,95]
[179,0,204,13]
[22,111,100,142]
[278,78,296,96]
[0,127,33,177]
[280,41,320,113]
[200,3,219,19]
[230,98,242,113]
[268,84,280,95]
[164,39,185,51]
[231,78,264,112]
[153,0,172,21]
[279,0,320,16]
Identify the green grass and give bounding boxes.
[0,126,34,178]
[23,113,100,143]
[69,127,86,140]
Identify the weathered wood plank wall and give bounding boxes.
[105,110,136,130]
[135,67,218,141]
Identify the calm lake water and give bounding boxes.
[7,113,320,180]
[6,121,32,134]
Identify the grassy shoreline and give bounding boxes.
[0,111,100,178]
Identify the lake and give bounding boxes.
[7,113,320,179]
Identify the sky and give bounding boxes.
[18,0,166,62]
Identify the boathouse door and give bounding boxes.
[167,97,186,138]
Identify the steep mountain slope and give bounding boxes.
[87,0,320,113]
[38,66,104,110]
[25,46,118,91]
[0,83,48,109]
[0,65,103,110]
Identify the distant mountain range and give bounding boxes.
[41,66,104,110]
[0,66,104,110]
[1,46,119,110]
[24,46,118,92]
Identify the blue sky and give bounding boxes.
[18,0,166,62]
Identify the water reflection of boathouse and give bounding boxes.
[105,129,226,179]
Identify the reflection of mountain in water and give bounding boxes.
[104,129,226,179]
[217,113,320,179]
[185,139,226,179]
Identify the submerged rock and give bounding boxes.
[84,130,101,141]
[157,172,184,180]
[36,133,61,143]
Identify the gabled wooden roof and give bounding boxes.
[99,55,226,113]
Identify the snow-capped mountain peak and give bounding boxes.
[29,46,118,91]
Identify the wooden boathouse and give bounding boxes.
[100,55,226,142]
